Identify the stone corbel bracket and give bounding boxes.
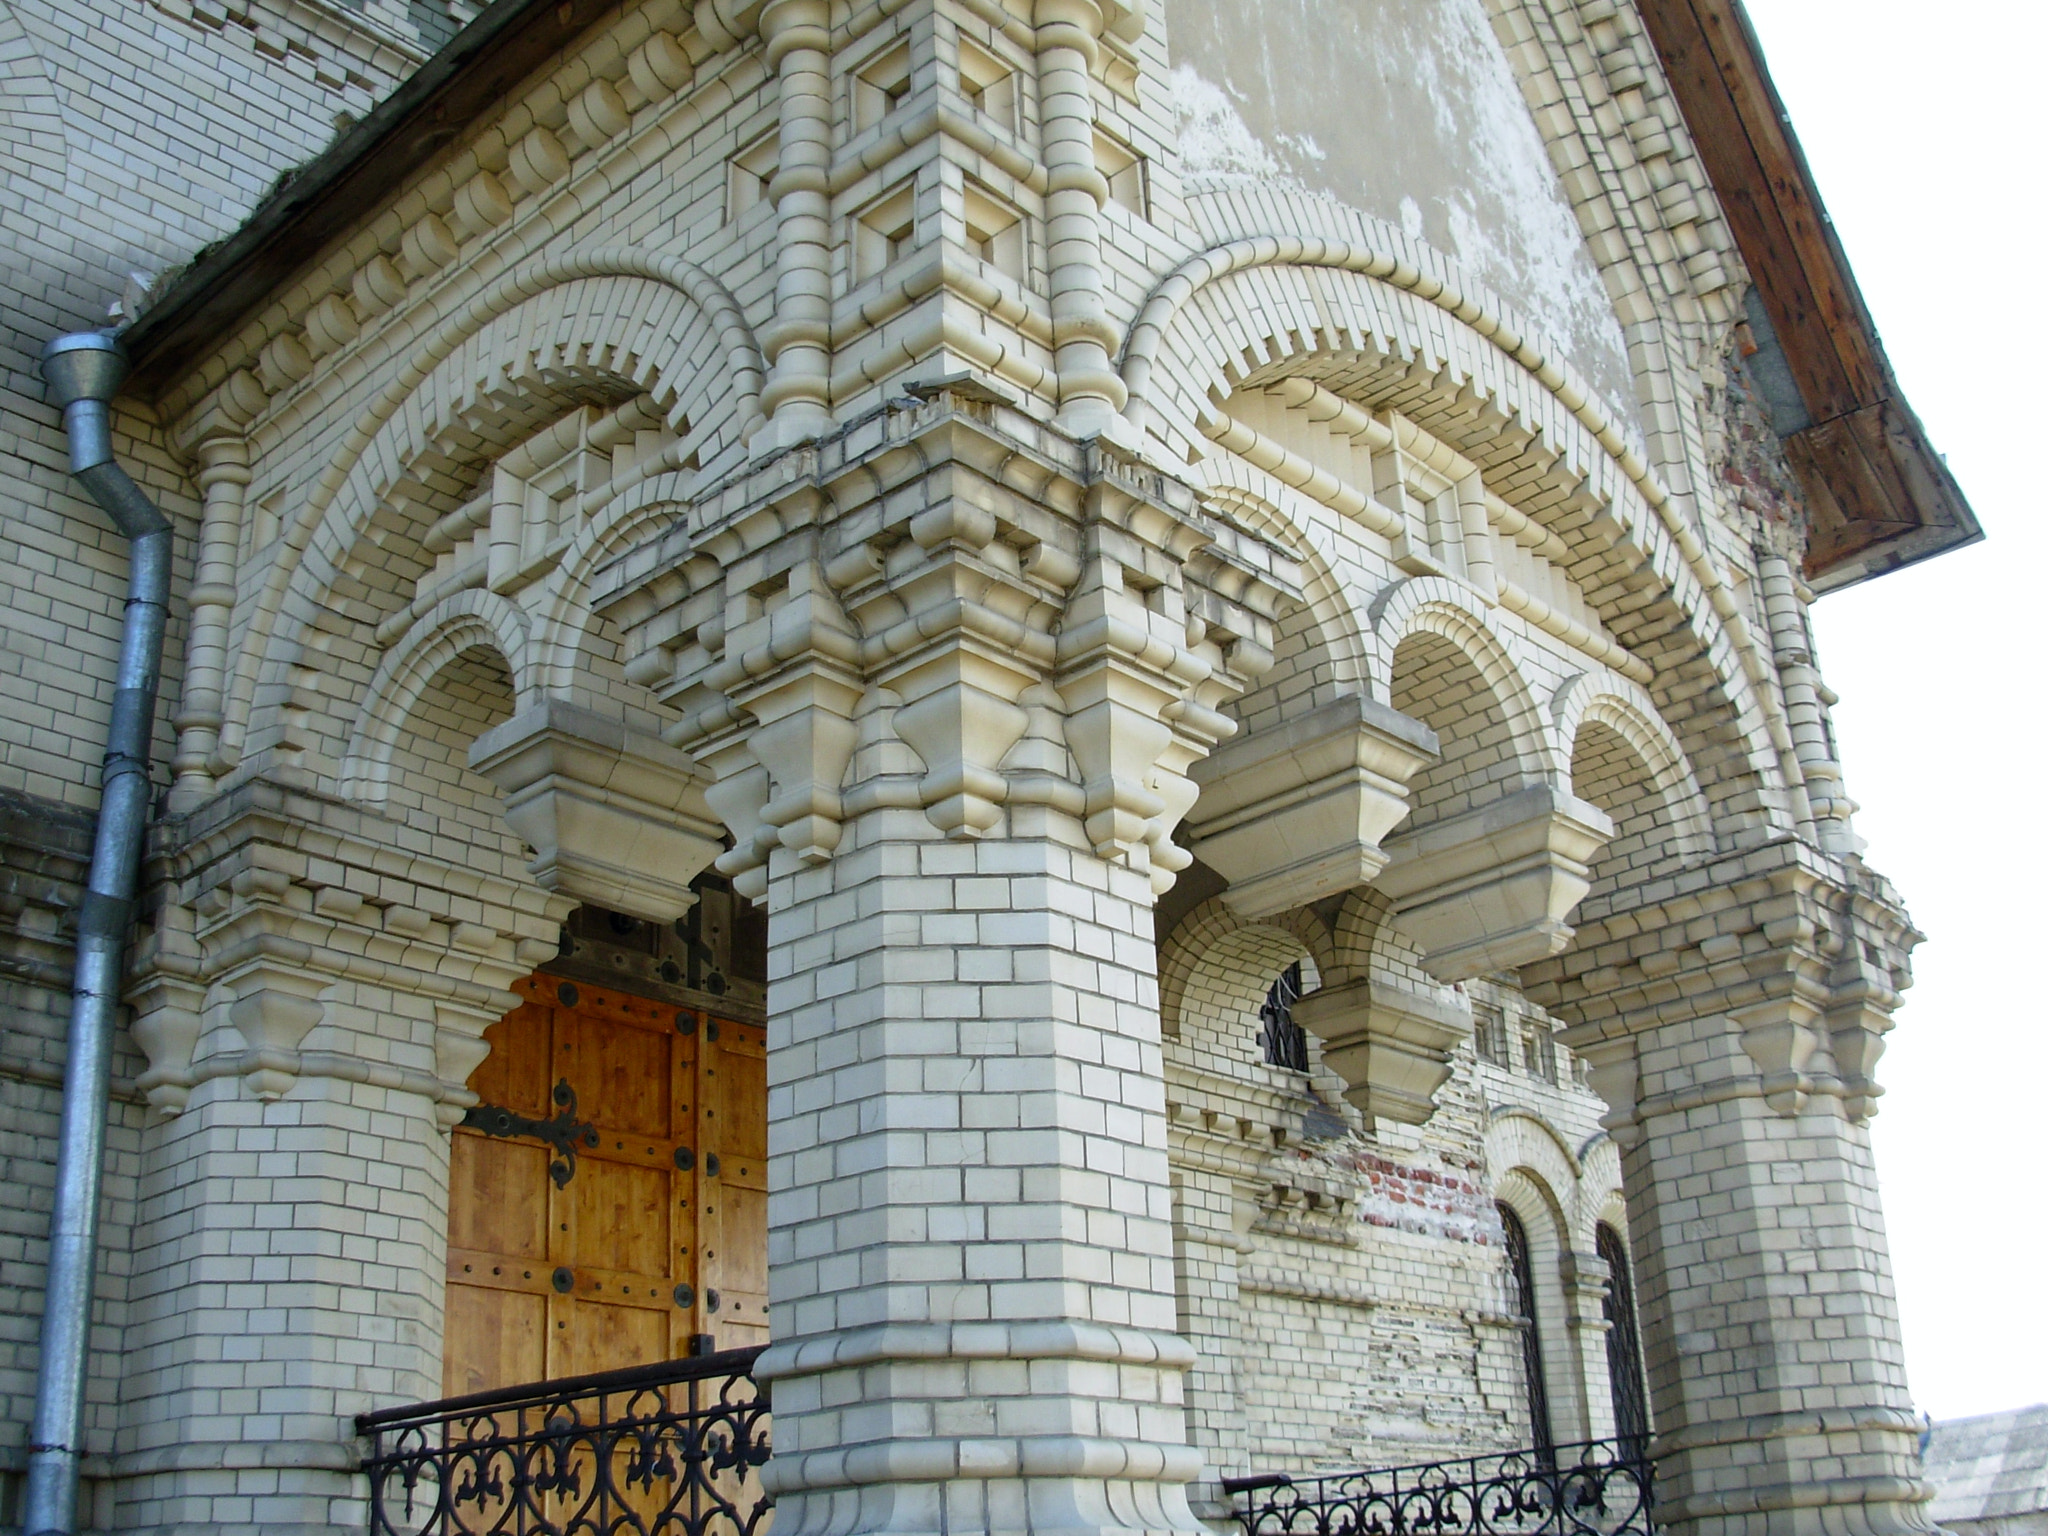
[1374,785,1614,982]
[222,959,328,1101]
[470,698,724,923]
[1185,691,1439,919]
[1824,884,1918,1122]
[1289,977,1470,1126]
[126,968,209,1116]
[1060,443,1290,889]
[1558,1249,1614,1332]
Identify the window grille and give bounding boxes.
[1598,1222,1651,1457]
[1499,1202,1555,1464]
[1260,963,1309,1071]
[1522,1024,1560,1086]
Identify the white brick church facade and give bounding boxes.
[0,1,1977,1534]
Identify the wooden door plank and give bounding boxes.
[445,974,767,1391]
[441,1284,546,1399]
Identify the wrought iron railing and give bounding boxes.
[1222,1440,1655,1536]
[357,1346,773,1536]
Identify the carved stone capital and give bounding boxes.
[1558,1250,1614,1333]
[1057,449,1283,888]
[1521,842,1920,1123]
[223,960,328,1101]
[1289,978,1468,1125]
[127,971,209,1116]
[137,776,570,1111]
[1186,692,1438,919]
[432,999,505,1131]
[1569,1032,1645,1148]
[1374,785,1613,981]
[598,390,1296,898]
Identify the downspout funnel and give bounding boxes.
[23,331,174,1536]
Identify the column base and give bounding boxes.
[1653,1409,1937,1536]
[759,1321,1209,1536]
[766,1467,1206,1536]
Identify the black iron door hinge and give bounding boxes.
[461,1078,599,1187]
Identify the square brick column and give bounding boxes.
[756,817,1201,1535]
[115,783,567,1536]
[601,391,1291,1536]
[1523,844,1931,1536]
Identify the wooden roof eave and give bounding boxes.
[1634,0,1981,592]
[118,0,622,401]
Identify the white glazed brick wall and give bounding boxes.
[3,7,437,1486]
[0,0,441,808]
[116,1034,452,1535]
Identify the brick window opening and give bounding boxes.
[1260,962,1309,1071]
[1474,1002,1510,1066]
[1500,1202,1555,1462]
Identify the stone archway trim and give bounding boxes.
[1117,233,1809,826]
[210,248,761,775]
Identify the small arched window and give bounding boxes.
[1499,1202,1554,1460]
[1259,962,1308,1069]
[1598,1221,1650,1455]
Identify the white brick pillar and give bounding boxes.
[118,783,566,1536]
[1558,1249,1615,1445]
[602,392,1291,1536]
[1523,845,1931,1536]
[757,819,1200,1535]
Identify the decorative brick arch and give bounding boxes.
[528,478,700,700]
[1550,671,1715,874]
[1117,184,1805,846]
[1373,580,1557,822]
[214,251,760,775]
[1158,896,1333,1045]
[1487,1107,1583,1211]
[1122,196,1626,470]
[1579,1133,1626,1252]
[1193,475,1374,734]
[337,589,531,806]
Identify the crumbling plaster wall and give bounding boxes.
[1162,898,1626,1476]
[1164,0,1639,433]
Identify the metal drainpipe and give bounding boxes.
[22,332,174,1536]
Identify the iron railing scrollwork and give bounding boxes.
[1221,1439,1655,1536]
[358,1347,772,1536]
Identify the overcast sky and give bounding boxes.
[1737,0,2046,1419]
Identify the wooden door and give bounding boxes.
[443,974,768,1397]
